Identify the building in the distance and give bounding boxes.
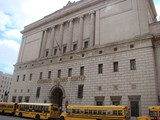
[0,71,12,102]
[9,0,160,118]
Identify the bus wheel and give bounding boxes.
[2,110,4,115]
[19,112,22,117]
[60,116,64,120]
[35,114,40,120]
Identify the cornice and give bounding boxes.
[21,0,104,33]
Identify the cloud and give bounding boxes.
[0,40,20,74]
[0,11,11,31]
[2,29,22,41]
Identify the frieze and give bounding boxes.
[37,75,86,84]
[71,75,85,81]
[37,79,52,84]
[54,77,68,83]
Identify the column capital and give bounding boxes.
[51,25,55,29]
[79,15,84,19]
[89,11,95,15]
[68,18,74,23]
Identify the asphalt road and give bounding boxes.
[0,115,32,120]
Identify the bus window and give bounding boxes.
[113,110,117,115]
[118,110,123,116]
[98,110,102,115]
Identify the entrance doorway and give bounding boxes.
[49,86,64,108]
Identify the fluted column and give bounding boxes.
[57,23,64,55]
[49,26,55,56]
[78,15,84,50]
[67,19,73,52]
[90,12,95,48]
[40,29,47,58]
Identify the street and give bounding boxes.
[0,115,32,120]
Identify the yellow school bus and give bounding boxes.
[15,102,60,120]
[60,105,130,120]
[138,106,160,120]
[0,102,17,115]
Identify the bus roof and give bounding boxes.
[148,106,160,110]
[0,102,16,105]
[67,105,129,110]
[17,102,57,106]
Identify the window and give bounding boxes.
[73,43,77,51]
[95,96,105,106]
[18,96,23,103]
[29,73,32,80]
[98,64,103,74]
[110,96,122,105]
[54,48,57,55]
[39,72,43,80]
[130,59,136,70]
[45,50,49,57]
[48,71,51,79]
[68,68,72,77]
[25,96,30,102]
[36,87,41,98]
[17,75,19,82]
[78,85,84,98]
[12,96,16,102]
[130,44,134,48]
[57,70,61,78]
[63,46,67,53]
[23,75,25,81]
[80,66,84,76]
[113,62,118,72]
[84,41,88,49]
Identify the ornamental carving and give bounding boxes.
[71,75,85,81]
[37,75,86,84]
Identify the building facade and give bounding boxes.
[0,71,12,102]
[9,0,160,118]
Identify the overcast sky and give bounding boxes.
[0,0,160,74]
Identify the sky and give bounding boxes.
[0,0,160,75]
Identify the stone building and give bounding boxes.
[9,0,160,118]
[0,71,12,102]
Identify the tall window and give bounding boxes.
[57,70,61,78]
[63,46,67,53]
[113,62,119,72]
[39,72,43,80]
[48,71,51,79]
[68,68,72,77]
[45,50,49,57]
[84,41,88,49]
[17,75,19,82]
[130,59,136,70]
[54,48,57,55]
[80,66,84,76]
[98,64,103,74]
[78,85,84,98]
[73,43,77,51]
[23,75,25,81]
[36,87,41,98]
[130,101,139,117]
[29,73,32,81]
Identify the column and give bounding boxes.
[78,15,84,50]
[57,23,64,55]
[90,12,95,48]
[40,29,47,58]
[95,10,100,46]
[67,19,73,52]
[49,26,55,56]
